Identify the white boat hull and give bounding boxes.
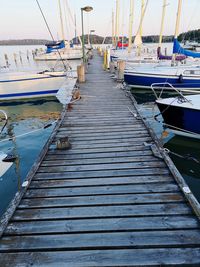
[0,72,66,100]
[34,49,83,61]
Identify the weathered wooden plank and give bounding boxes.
[59,124,144,131]
[12,203,191,221]
[37,161,166,173]
[56,132,149,141]
[1,248,200,267]
[24,183,179,198]
[1,230,200,252]
[47,145,151,155]
[5,215,199,236]
[53,136,151,145]
[30,175,173,188]
[20,192,184,209]
[41,156,159,167]
[34,168,170,180]
[45,150,153,160]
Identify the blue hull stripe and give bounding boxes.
[124,74,200,89]
[0,75,65,83]
[0,89,58,98]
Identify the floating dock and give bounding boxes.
[0,53,200,266]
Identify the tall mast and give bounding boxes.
[138,0,145,55]
[115,0,120,46]
[172,0,182,62]
[112,10,115,46]
[58,0,65,40]
[128,0,134,53]
[74,13,77,43]
[159,0,167,48]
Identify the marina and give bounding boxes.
[1,0,200,265]
[0,52,200,266]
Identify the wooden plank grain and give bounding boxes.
[5,215,199,236]
[1,248,200,267]
[1,230,200,252]
[12,203,191,221]
[20,192,184,209]
[24,183,179,198]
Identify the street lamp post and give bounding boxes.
[81,6,93,63]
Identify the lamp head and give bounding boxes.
[81,6,93,12]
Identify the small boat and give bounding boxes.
[0,70,67,100]
[124,65,200,93]
[34,41,83,61]
[153,83,200,139]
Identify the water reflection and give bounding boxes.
[0,97,62,217]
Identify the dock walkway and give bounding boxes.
[0,54,200,266]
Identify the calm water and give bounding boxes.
[0,45,81,217]
[131,89,200,203]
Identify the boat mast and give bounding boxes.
[134,0,148,56]
[58,0,65,41]
[115,0,120,46]
[172,0,182,62]
[128,0,134,53]
[112,10,115,46]
[158,0,167,48]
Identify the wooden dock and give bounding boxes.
[0,53,200,266]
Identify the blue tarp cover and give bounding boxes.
[173,38,200,58]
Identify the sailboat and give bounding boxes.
[0,70,68,100]
[124,0,200,92]
[34,0,83,61]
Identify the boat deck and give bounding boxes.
[0,53,200,266]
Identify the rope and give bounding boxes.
[0,110,8,135]
[0,120,57,144]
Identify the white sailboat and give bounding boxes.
[35,0,83,61]
[0,70,68,100]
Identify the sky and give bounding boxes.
[0,0,200,40]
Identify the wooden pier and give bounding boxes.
[0,53,200,266]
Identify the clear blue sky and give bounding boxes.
[0,0,200,40]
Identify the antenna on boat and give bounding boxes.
[128,0,134,53]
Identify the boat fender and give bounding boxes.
[178,74,183,83]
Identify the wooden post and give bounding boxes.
[77,64,85,83]
[4,54,9,67]
[103,50,107,70]
[117,60,126,81]
[13,53,17,65]
[109,61,115,73]
[19,51,22,63]
[106,49,110,69]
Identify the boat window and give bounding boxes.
[183,70,200,75]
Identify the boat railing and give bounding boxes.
[151,82,190,102]
[0,110,8,135]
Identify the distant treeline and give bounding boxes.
[0,30,199,46]
[0,39,50,46]
[178,29,200,42]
